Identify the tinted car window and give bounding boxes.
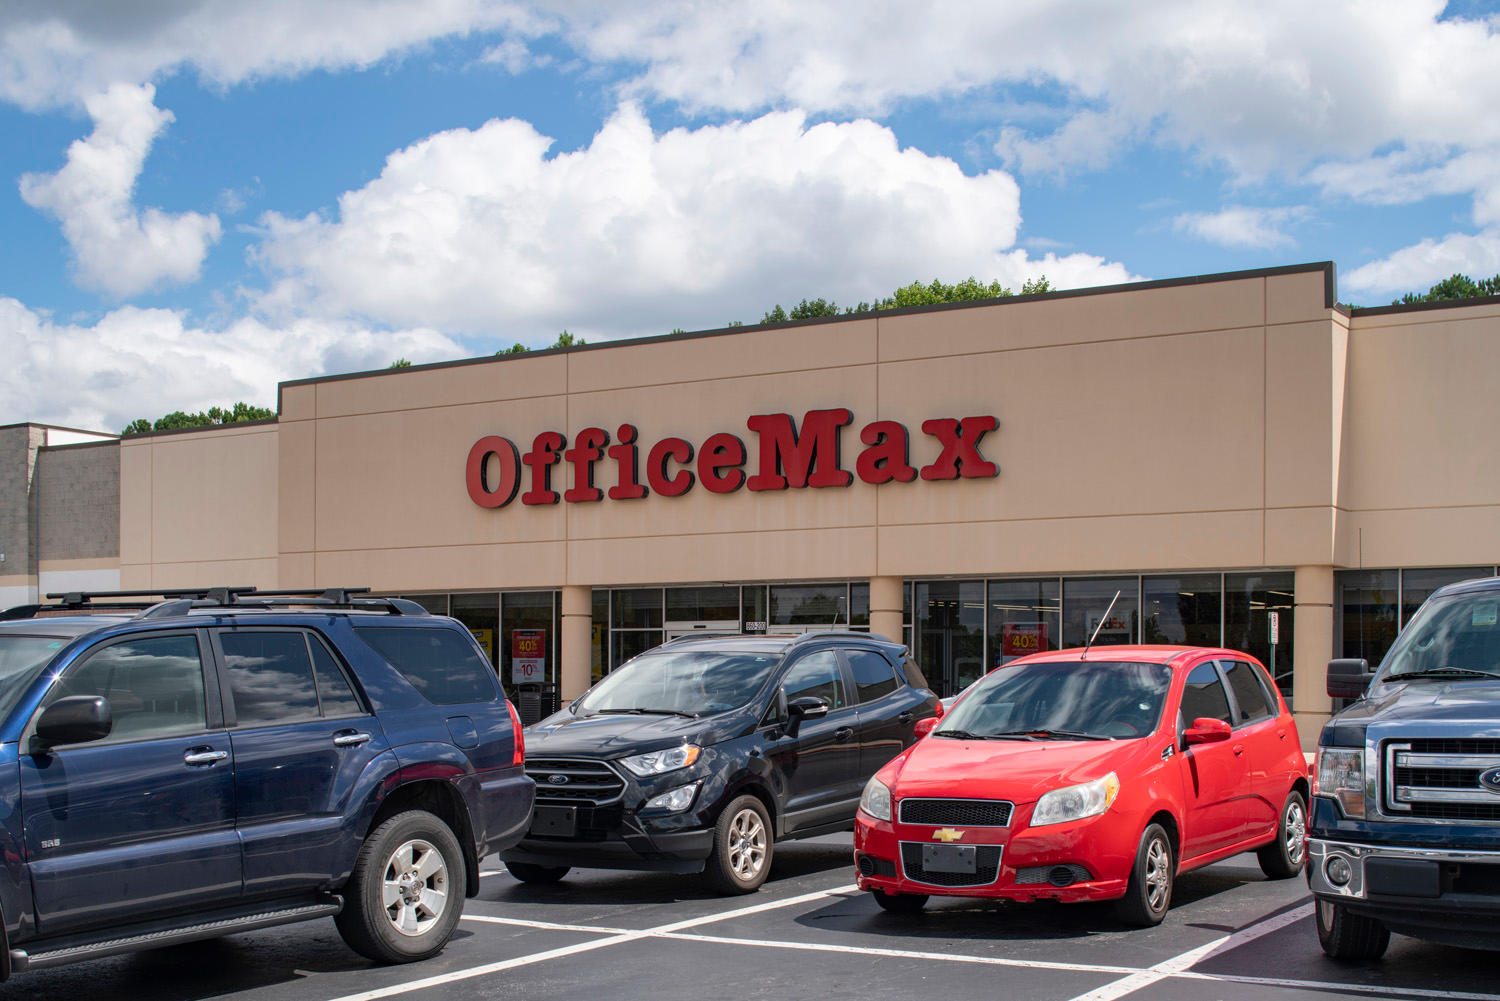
[47,634,206,741]
[902,656,930,692]
[847,649,899,702]
[357,627,499,705]
[1222,660,1272,722]
[781,650,847,710]
[221,631,321,726]
[1180,662,1233,725]
[310,636,364,717]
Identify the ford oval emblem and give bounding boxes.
[1479,767,1500,793]
[547,774,569,786]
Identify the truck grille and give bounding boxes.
[1386,740,1500,821]
[898,798,1013,827]
[525,757,626,807]
[898,843,1003,887]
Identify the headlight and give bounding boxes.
[1030,772,1120,827]
[619,744,702,777]
[642,781,700,813]
[1314,747,1365,819]
[859,776,893,822]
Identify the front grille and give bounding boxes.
[1385,741,1500,821]
[899,798,1013,827]
[526,757,626,807]
[899,842,1003,887]
[1015,864,1093,887]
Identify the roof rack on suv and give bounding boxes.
[0,587,428,622]
[789,629,861,645]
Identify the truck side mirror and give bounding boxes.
[33,695,112,751]
[785,696,829,738]
[1327,658,1374,700]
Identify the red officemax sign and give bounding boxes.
[466,408,998,509]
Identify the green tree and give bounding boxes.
[494,330,587,357]
[122,401,275,436]
[1393,272,1500,305]
[389,358,412,368]
[755,275,1052,325]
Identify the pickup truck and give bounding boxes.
[1308,576,1500,958]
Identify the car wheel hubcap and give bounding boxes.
[1285,800,1307,867]
[382,839,448,937]
[1144,837,1171,913]
[727,809,766,882]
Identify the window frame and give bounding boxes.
[1177,658,1235,731]
[1218,658,1276,726]
[840,647,902,704]
[25,628,221,749]
[776,646,855,715]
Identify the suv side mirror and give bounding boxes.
[1327,658,1374,699]
[1184,717,1232,745]
[34,695,112,751]
[785,696,829,738]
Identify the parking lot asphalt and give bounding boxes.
[5,836,1498,1001]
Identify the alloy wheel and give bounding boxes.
[727,808,767,882]
[381,838,449,937]
[1144,835,1171,913]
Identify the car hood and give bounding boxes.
[1341,678,1500,726]
[525,709,740,758]
[888,735,1145,805]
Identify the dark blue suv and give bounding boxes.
[0,587,534,980]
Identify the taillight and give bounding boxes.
[506,700,525,767]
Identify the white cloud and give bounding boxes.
[251,105,1136,339]
[1343,230,1500,299]
[0,297,463,432]
[1171,205,1310,251]
[18,83,221,297]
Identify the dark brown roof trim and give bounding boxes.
[1350,293,1500,318]
[38,438,122,452]
[278,261,1338,404]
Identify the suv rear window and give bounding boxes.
[357,626,499,705]
[846,649,900,702]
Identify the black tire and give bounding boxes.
[701,794,774,895]
[872,889,928,914]
[505,861,571,884]
[1113,823,1174,927]
[1316,898,1390,961]
[1257,790,1308,879]
[335,810,465,964]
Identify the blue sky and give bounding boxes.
[1,1,1498,431]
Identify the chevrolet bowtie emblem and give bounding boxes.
[931,827,965,843]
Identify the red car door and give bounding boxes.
[1219,658,1287,842]
[1173,659,1247,862]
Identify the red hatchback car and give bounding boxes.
[853,646,1308,925]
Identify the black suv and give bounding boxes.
[503,631,938,893]
[0,587,534,981]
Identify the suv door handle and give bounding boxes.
[897,711,914,725]
[834,727,854,741]
[333,731,372,747]
[184,748,228,766]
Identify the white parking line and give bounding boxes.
[461,914,634,935]
[316,885,855,1001]
[1175,970,1500,1001]
[1064,903,1310,1001]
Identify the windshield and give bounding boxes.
[1382,591,1500,679]
[576,649,781,716]
[936,660,1172,740]
[0,634,68,722]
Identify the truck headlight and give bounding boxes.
[1030,773,1120,827]
[859,777,893,822]
[1314,747,1365,819]
[619,744,701,777]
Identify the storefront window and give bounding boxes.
[1224,572,1294,701]
[666,586,740,623]
[769,583,847,626]
[1337,570,1399,668]
[612,629,662,669]
[450,592,499,672]
[500,591,557,698]
[914,580,985,697]
[849,583,870,628]
[611,588,663,629]
[1063,577,1138,648]
[1141,574,1221,646]
[742,585,768,634]
[404,593,449,615]
[987,578,1060,667]
[591,589,608,685]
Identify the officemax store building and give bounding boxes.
[5,262,1500,745]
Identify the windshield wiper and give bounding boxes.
[932,728,1033,740]
[1389,667,1500,681]
[593,707,700,718]
[988,728,1110,741]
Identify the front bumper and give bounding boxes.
[853,811,1131,903]
[1308,837,1500,948]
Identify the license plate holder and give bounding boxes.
[921,843,978,874]
[530,804,577,838]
